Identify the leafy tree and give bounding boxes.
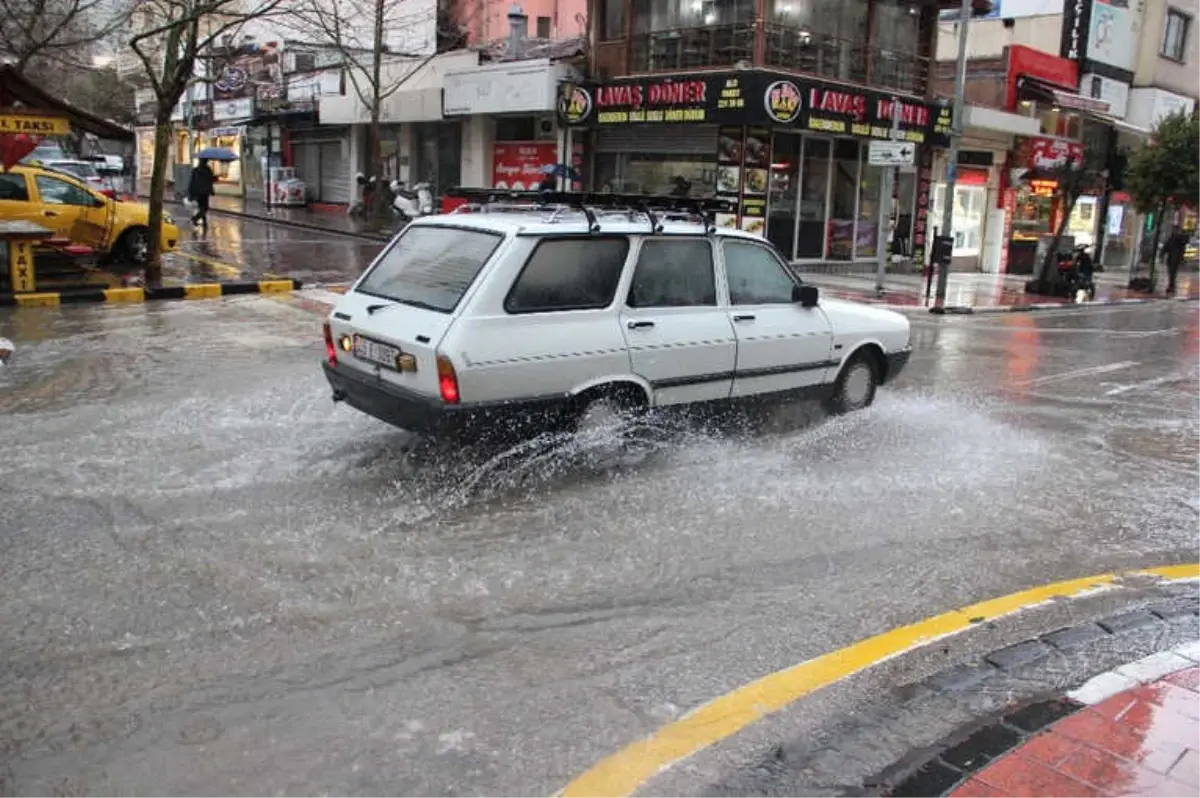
[1126,110,1200,282]
[128,0,285,284]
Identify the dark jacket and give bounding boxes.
[188,162,215,198]
[1162,231,1189,267]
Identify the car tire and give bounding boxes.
[572,387,647,468]
[119,227,151,265]
[824,351,879,415]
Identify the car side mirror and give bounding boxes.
[794,284,819,308]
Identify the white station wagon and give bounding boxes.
[322,191,912,442]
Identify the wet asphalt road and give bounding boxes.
[1,296,1198,795]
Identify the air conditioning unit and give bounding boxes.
[535,113,556,140]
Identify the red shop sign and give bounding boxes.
[492,142,556,190]
[1026,137,1083,171]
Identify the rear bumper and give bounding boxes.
[883,347,912,384]
[322,360,569,438]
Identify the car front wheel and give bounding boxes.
[824,352,879,415]
[120,227,151,265]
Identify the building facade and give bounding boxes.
[567,0,984,267]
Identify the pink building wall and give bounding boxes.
[449,0,589,46]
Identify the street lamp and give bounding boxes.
[935,0,975,306]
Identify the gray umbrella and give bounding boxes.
[195,147,238,162]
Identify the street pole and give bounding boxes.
[875,97,902,294]
[935,0,973,304]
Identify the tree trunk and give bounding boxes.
[368,0,386,220]
[144,114,173,286]
[1036,192,1080,290]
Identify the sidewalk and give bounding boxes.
[798,270,1199,312]
[949,654,1199,797]
[195,195,397,240]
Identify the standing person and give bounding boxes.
[1161,224,1188,295]
[188,158,215,228]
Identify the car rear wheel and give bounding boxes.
[824,352,879,415]
[572,387,647,468]
[120,227,150,265]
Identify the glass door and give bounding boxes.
[829,139,860,261]
[767,133,802,259]
[796,137,831,260]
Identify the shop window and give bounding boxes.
[413,121,462,198]
[505,238,629,314]
[594,152,716,197]
[931,183,986,256]
[628,239,717,307]
[536,16,552,38]
[724,241,798,305]
[600,0,626,39]
[857,156,883,259]
[871,0,920,54]
[1162,9,1190,61]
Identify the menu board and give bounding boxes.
[714,125,770,238]
[911,147,934,267]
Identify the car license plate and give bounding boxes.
[353,335,399,368]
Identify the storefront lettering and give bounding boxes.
[877,98,930,128]
[595,80,707,110]
[809,89,867,122]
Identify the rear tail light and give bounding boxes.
[323,321,337,365]
[436,355,459,404]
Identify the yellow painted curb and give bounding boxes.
[184,283,222,299]
[104,287,145,303]
[257,279,294,293]
[561,563,1200,798]
[13,293,60,307]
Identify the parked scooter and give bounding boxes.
[1057,243,1096,303]
[390,180,434,222]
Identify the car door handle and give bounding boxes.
[626,320,655,330]
[732,314,756,322]
[43,210,58,217]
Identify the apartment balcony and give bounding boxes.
[763,25,929,97]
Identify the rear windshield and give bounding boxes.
[356,225,504,313]
[55,162,98,179]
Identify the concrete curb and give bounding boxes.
[161,198,391,242]
[0,278,302,308]
[927,295,1197,315]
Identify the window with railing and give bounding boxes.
[629,0,756,71]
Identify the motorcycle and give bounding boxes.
[348,173,393,217]
[390,180,434,222]
[1057,243,1096,303]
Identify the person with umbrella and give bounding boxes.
[188,147,235,228]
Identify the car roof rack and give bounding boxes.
[444,188,735,235]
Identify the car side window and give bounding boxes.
[504,237,629,314]
[35,175,94,207]
[723,241,797,305]
[628,238,716,308]
[0,174,29,201]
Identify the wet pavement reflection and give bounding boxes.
[0,299,1196,795]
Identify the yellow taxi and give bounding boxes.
[0,162,179,264]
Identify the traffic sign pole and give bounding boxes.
[875,97,901,294]
[935,0,973,306]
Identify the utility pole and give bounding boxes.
[875,97,902,294]
[935,0,973,305]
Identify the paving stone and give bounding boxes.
[1097,610,1162,634]
[1116,650,1196,684]
[985,640,1053,671]
[1002,698,1081,734]
[923,663,994,693]
[940,723,1022,772]
[1041,623,1109,652]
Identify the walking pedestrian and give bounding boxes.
[1161,224,1188,295]
[188,158,215,228]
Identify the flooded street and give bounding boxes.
[0,297,1196,795]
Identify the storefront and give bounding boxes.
[560,70,951,265]
[1003,135,1087,274]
